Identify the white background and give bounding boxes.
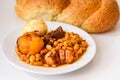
[0,0,120,80]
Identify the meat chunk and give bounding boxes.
[43,26,65,45]
[45,49,74,66]
[65,50,74,64]
[59,49,66,64]
[50,26,65,39]
[45,52,56,66]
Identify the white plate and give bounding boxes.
[1,21,96,75]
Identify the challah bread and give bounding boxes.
[15,0,70,21]
[15,0,119,33]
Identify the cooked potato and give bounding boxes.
[23,20,48,36]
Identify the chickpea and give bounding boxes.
[33,62,42,66]
[67,40,72,46]
[52,65,57,68]
[77,48,83,55]
[20,54,26,58]
[54,41,58,46]
[62,46,67,50]
[63,41,68,47]
[50,39,54,43]
[74,43,79,51]
[35,57,40,61]
[55,45,62,50]
[82,47,87,52]
[25,60,30,64]
[15,47,22,56]
[59,43,63,47]
[81,41,88,47]
[72,35,78,39]
[67,47,74,51]
[30,55,36,63]
[16,51,22,57]
[35,53,40,58]
[15,47,19,52]
[46,45,53,50]
[20,54,29,62]
[70,39,75,44]
[57,39,63,43]
[65,32,70,39]
[70,32,74,37]
[40,49,48,54]
[26,54,30,58]
[43,64,49,67]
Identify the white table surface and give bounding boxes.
[0,0,120,80]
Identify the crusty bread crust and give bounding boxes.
[15,0,70,21]
[15,0,119,33]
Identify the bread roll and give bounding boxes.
[15,0,119,33]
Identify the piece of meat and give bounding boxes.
[59,49,66,64]
[50,26,65,39]
[43,26,65,46]
[54,51,60,64]
[65,49,74,64]
[45,52,56,66]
